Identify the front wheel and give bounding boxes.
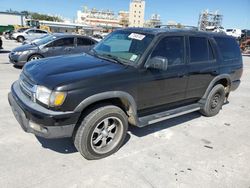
[28,54,43,62]
[200,84,225,117]
[74,105,128,160]
[17,36,25,43]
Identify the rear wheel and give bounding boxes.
[74,105,128,160]
[200,84,225,117]
[28,54,43,62]
[17,36,25,43]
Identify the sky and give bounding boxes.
[0,0,249,29]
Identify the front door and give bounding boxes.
[43,37,75,57]
[137,36,188,111]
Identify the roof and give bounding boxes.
[122,27,230,37]
[0,11,25,16]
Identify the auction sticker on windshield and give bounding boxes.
[128,33,146,41]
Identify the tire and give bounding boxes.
[74,105,128,160]
[28,54,43,62]
[17,36,25,43]
[200,84,225,117]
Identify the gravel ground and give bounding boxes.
[0,37,250,188]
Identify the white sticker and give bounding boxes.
[130,54,138,61]
[128,33,145,41]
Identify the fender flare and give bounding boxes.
[74,91,138,125]
[201,74,232,101]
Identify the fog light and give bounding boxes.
[29,121,47,133]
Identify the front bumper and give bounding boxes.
[9,53,27,66]
[8,82,81,138]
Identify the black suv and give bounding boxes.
[8,28,243,160]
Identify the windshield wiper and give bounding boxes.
[88,49,125,65]
[100,54,125,65]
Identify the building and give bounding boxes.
[144,14,161,28]
[129,0,145,27]
[198,10,223,31]
[39,20,101,35]
[118,11,129,28]
[76,7,121,31]
[0,11,25,26]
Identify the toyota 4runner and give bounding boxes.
[8,28,243,160]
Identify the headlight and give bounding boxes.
[35,86,66,107]
[36,86,51,105]
[14,51,23,55]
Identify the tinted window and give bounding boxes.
[35,30,47,34]
[151,36,184,66]
[27,30,35,34]
[190,37,212,62]
[77,38,94,46]
[214,37,241,61]
[52,38,74,47]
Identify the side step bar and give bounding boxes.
[138,103,202,127]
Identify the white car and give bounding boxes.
[12,28,49,43]
[225,29,242,39]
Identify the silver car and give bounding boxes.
[12,28,48,43]
[9,34,97,66]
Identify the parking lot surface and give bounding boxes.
[0,38,250,188]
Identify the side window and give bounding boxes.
[189,36,211,62]
[214,37,241,61]
[77,38,94,46]
[52,38,74,47]
[151,36,185,66]
[27,30,35,34]
[208,41,215,60]
[35,30,47,34]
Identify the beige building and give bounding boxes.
[118,11,129,27]
[129,0,145,27]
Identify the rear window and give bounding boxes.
[214,37,241,61]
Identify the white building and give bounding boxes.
[129,0,145,27]
[76,7,121,30]
[0,11,25,26]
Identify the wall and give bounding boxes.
[0,13,24,26]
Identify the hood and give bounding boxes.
[12,44,38,52]
[23,53,127,89]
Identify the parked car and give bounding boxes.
[9,28,29,40]
[91,34,103,42]
[8,28,243,160]
[9,34,97,66]
[22,34,52,45]
[3,30,13,40]
[12,28,48,43]
[225,28,242,39]
[0,37,2,49]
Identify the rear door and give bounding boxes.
[43,37,75,57]
[75,37,96,53]
[186,36,218,101]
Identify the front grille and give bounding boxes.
[19,73,37,101]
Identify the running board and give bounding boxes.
[138,103,202,127]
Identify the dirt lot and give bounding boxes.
[0,37,250,188]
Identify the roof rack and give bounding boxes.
[155,25,198,31]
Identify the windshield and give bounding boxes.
[34,35,57,46]
[93,30,154,64]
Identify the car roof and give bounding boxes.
[52,33,94,39]
[122,27,232,38]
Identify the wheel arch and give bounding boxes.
[201,74,232,102]
[27,53,44,61]
[74,91,138,126]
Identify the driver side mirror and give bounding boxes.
[145,56,168,71]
